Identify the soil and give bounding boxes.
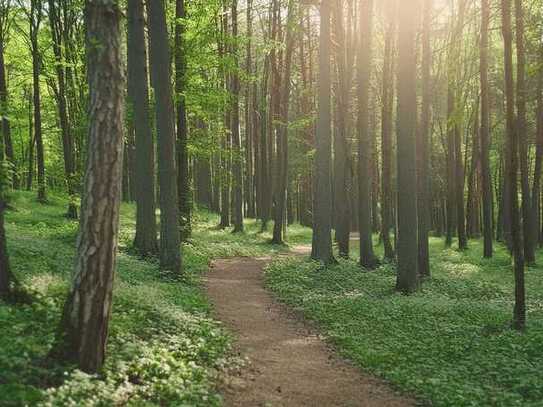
[205,250,415,407]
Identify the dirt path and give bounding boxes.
[206,252,414,407]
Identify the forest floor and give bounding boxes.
[266,239,543,406]
[206,254,414,407]
[0,191,309,406]
[3,191,543,406]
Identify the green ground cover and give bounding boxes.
[266,238,543,406]
[0,191,293,406]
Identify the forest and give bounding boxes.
[0,0,542,405]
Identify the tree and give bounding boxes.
[311,0,334,264]
[175,0,192,240]
[333,0,352,258]
[501,0,525,330]
[48,0,77,218]
[0,100,12,299]
[54,0,125,372]
[417,0,432,277]
[357,0,378,269]
[272,0,296,245]
[27,0,46,202]
[0,0,15,189]
[514,0,534,264]
[147,0,182,272]
[396,0,419,292]
[230,0,243,233]
[380,0,395,262]
[128,0,158,257]
[480,0,493,258]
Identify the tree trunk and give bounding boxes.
[514,0,534,264]
[175,0,192,240]
[55,0,125,372]
[26,87,34,191]
[418,0,432,277]
[532,42,543,252]
[381,1,395,261]
[48,0,77,217]
[501,0,525,331]
[332,0,351,258]
[30,0,46,203]
[311,0,334,264]
[356,0,378,269]
[128,0,158,257]
[480,0,493,258]
[147,0,182,272]
[0,25,16,189]
[231,0,244,233]
[272,0,295,245]
[396,0,419,292]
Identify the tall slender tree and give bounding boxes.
[396,0,419,292]
[380,0,395,261]
[28,0,46,202]
[501,0,525,330]
[128,0,158,257]
[480,0,493,258]
[48,0,77,218]
[418,0,432,277]
[0,0,15,189]
[175,0,192,239]
[231,0,243,233]
[333,0,352,258]
[272,0,296,245]
[357,0,378,269]
[311,0,334,264]
[54,0,125,372]
[0,94,12,300]
[514,0,534,264]
[147,0,181,272]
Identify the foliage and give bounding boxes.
[0,191,294,406]
[265,238,543,407]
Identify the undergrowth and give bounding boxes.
[266,238,543,407]
[0,191,289,406]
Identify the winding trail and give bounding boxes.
[206,249,414,407]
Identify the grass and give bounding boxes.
[265,237,543,407]
[0,190,293,406]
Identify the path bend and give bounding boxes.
[206,253,414,407]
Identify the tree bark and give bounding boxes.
[418,0,432,277]
[356,0,378,269]
[514,0,534,264]
[332,0,352,258]
[175,0,192,240]
[272,0,295,245]
[231,0,244,233]
[147,0,182,272]
[48,0,77,218]
[30,0,46,202]
[311,0,334,264]
[380,0,395,261]
[501,0,525,331]
[480,0,493,258]
[128,0,158,257]
[396,0,419,292]
[55,0,125,372]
